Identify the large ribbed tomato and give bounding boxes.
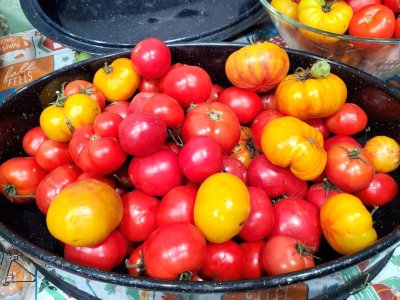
[225,42,290,93]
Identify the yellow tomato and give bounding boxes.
[364,135,400,173]
[194,173,250,243]
[320,193,377,255]
[46,179,123,247]
[276,60,347,120]
[261,116,327,180]
[298,0,353,44]
[40,94,101,142]
[93,57,140,102]
[271,0,299,20]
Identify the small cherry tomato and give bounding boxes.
[326,103,368,136]
[64,79,106,111]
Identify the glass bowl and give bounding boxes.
[259,0,400,80]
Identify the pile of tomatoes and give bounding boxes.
[0,38,399,281]
[271,0,400,39]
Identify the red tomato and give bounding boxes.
[130,37,171,79]
[69,125,127,175]
[305,118,330,139]
[272,197,322,253]
[76,173,117,189]
[128,92,155,114]
[325,103,368,136]
[306,179,341,210]
[103,100,130,118]
[178,136,224,183]
[143,222,207,280]
[118,190,159,242]
[35,139,72,172]
[200,240,245,281]
[118,112,167,157]
[218,87,263,124]
[35,164,81,214]
[22,126,48,156]
[325,142,375,192]
[349,4,396,39]
[181,101,241,153]
[323,135,362,151]
[345,0,382,13]
[238,187,275,242]
[251,110,283,151]
[247,154,308,199]
[64,79,106,111]
[126,244,146,277]
[240,241,265,279]
[156,185,197,227]
[138,78,160,93]
[259,91,279,111]
[142,93,185,128]
[64,230,128,271]
[354,173,398,206]
[262,236,315,276]
[128,149,183,196]
[222,156,248,185]
[383,0,400,13]
[160,65,212,108]
[208,84,224,102]
[0,157,47,204]
[93,111,123,138]
[395,16,400,37]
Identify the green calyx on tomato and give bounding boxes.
[3,184,34,200]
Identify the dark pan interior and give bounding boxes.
[20,0,266,54]
[0,44,399,292]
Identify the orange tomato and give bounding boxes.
[225,42,290,93]
[364,135,400,173]
[46,179,123,247]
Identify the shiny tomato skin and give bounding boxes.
[306,181,341,210]
[35,139,72,172]
[138,78,160,93]
[64,79,106,111]
[222,156,248,185]
[22,126,48,156]
[326,103,368,136]
[200,240,245,281]
[118,112,168,157]
[218,87,263,124]
[325,142,375,193]
[103,100,130,118]
[238,187,275,242]
[130,37,171,79]
[128,149,183,196]
[126,244,146,277]
[324,135,362,151]
[156,185,197,227]
[118,190,160,242]
[383,0,400,13]
[247,154,308,199]
[349,4,396,39]
[272,197,322,253]
[93,111,123,138]
[178,136,224,183]
[142,93,185,128]
[143,222,207,280]
[305,118,330,139]
[262,235,315,276]
[251,110,283,151]
[69,125,127,175]
[160,65,212,108]
[0,157,47,204]
[35,164,81,215]
[346,0,382,13]
[240,241,265,279]
[181,101,241,154]
[128,92,155,114]
[64,230,128,271]
[354,173,398,206]
[208,84,224,102]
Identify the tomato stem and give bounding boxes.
[311,60,331,78]
[342,146,369,164]
[168,128,184,147]
[178,271,193,281]
[3,184,35,200]
[295,243,320,260]
[208,110,222,121]
[103,62,113,74]
[370,205,379,217]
